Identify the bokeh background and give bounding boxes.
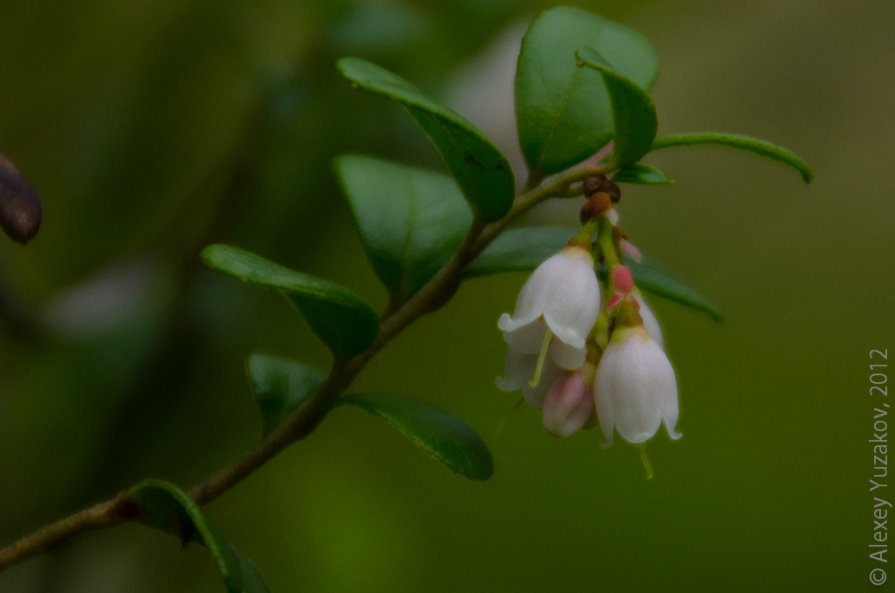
[0,0,892,592]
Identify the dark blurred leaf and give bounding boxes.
[334,155,472,299]
[337,57,514,222]
[0,154,41,244]
[613,163,672,185]
[464,226,573,278]
[202,244,379,360]
[651,133,814,183]
[126,480,270,593]
[246,354,326,435]
[333,393,494,480]
[605,255,723,321]
[575,47,658,167]
[515,6,658,176]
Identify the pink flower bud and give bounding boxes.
[619,239,642,263]
[612,265,634,294]
[542,371,594,438]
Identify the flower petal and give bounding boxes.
[541,250,600,347]
[500,318,547,354]
[549,339,586,370]
[495,347,560,408]
[496,348,534,393]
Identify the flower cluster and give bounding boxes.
[496,177,681,454]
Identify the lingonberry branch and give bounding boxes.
[0,161,613,572]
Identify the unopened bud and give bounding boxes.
[542,370,595,438]
[612,265,634,294]
[619,238,642,263]
[0,155,42,244]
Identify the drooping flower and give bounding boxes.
[595,325,681,445]
[497,245,600,372]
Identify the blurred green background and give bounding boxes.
[0,0,892,591]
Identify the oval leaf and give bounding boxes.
[464,226,573,278]
[246,354,326,435]
[613,163,672,185]
[125,480,271,593]
[333,393,493,480]
[334,155,472,299]
[202,244,379,360]
[467,227,718,319]
[575,46,658,167]
[651,132,814,183]
[603,255,722,321]
[337,57,514,222]
[515,6,658,176]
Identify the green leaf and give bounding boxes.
[464,226,573,278]
[334,155,472,299]
[651,133,814,183]
[337,57,514,222]
[575,46,658,167]
[202,244,379,360]
[246,354,326,435]
[126,480,270,593]
[515,6,658,176]
[333,393,493,480]
[619,255,723,321]
[613,163,672,185]
[465,228,719,319]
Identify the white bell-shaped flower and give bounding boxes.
[497,245,600,371]
[595,326,681,445]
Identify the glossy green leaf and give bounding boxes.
[337,57,514,222]
[622,255,722,321]
[464,226,573,278]
[202,244,379,360]
[333,393,493,480]
[575,46,658,167]
[613,163,673,185]
[334,155,472,299]
[126,480,270,593]
[651,133,814,183]
[515,6,658,176]
[466,227,719,319]
[246,354,325,435]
